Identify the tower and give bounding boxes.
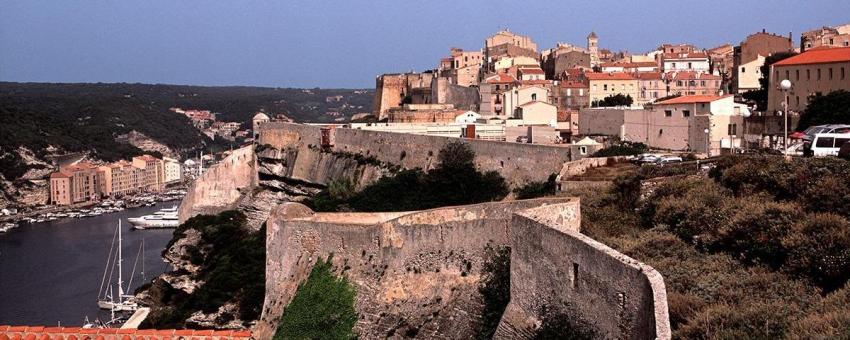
[587,32,600,66]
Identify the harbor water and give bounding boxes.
[0,202,177,326]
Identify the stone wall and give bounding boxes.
[254,198,670,339]
[178,146,257,223]
[258,122,572,187]
[556,156,626,181]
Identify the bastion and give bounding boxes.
[255,198,671,339]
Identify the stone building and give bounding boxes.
[485,30,538,57]
[372,72,436,119]
[708,44,734,82]
[587,32,600,66]
[386,104,463,123]
[586,72,639,106]
[801,23,850,52]
[664,71,722,96]
[732,30,794,93]
[767,47,850,113]
[479,73,519,116]
[440,48,484,87]
[661,51,710,72]
[636,72,665,105]
[502,85,551,119]
[252,112,270,139]
[556,80,590,110]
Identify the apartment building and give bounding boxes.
[767,47,850,112]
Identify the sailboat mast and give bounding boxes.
[118,220,124,299]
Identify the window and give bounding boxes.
[701,81,706,86]
[603,84,608,91]
[688,62,692,69]
[818,68,821,80]
[683,110,690,117]
[689,80,696,86]
[842,67,846,80]
[829,38,834,45]
[829,68,833,80]
[531,93,537,101]
[807,69,811,80]
[664,110,672,117]
[786,70,790,80]
[796,69,800,80]
[672,62,677,68]
[796,96,800,106]
[677,80,683,86]
[741,67,746,73]
[566,88,571,96]
[836,138,850,148]
[728,123,737,136]
[580,146,587,155]
[815,137,834,148]
[621,84,625,91]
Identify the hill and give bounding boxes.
[0,82,374,181]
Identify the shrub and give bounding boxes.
[274,256,358,340]
[652,182,733,248]
[788,283,850,339]
[782,213,850,291]
[476,244,511,339]
[610,172,642,210]
[591,141,648,157]
[513,174,557,199]
[713,201,802,269]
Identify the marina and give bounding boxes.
[0,202,177,326]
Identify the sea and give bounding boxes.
[0,202,176,326]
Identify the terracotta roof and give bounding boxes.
[520,79,552,85]
[517,101,555,108]
[662,52,708,60]
[518,67,545,74]
[636,72,662,80]
[485,73,518,84]
[773,47,850,66]
[655,94,732,105]
[600,61,657,68]
[585,72,636,81]
[0,326,251,340]
[50,171,72,179]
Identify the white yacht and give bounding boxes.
[128,206,179,229]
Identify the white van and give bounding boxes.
[810,133,850,156]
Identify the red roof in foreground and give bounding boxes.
[654,94,732,105]
[0,326,251,340]
[773,47,850,66]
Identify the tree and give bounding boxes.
[275,256,358,340]
[592,94,633,107]
[797,90,850,130]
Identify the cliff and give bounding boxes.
[178,145,258,223]
[255,199,670,339]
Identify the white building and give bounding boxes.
[163,157,182,184]
[662,52,711,73]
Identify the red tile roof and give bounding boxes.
[0,326,251,340]
[520,79,552,85]
[600,61,657,68]
[773,47,850,66]
[662,52,708,60]
[518,67,544,74]
[635,72,662,80]
[485,73,518,84]
[585,72,636,81]
[655,94,732,105]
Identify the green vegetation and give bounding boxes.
[513,174,557,200]
[309,141,509,212]
[274,256,358,340]
[143,211,266,328]
[476,244,511,339]
[591,94,633,108]
[591,141,648,157]
[569,155,850,338]
[797,89,850,131]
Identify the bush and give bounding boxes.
[652,182,733,248]
[797,90,850,131]
[610,172,642,210]
[713,201,802,269]
[513,174,557,199]
[782,213,850,291]
[274,256,358,340]
[591,142,648,157]
[476,244,511,339]
[788,284,850,338]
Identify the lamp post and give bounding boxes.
[704,128,710,157]
[742,109,752,153]
[780,79,792,158]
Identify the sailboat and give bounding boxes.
[97,220,141,313]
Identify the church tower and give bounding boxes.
[587,31,600,66]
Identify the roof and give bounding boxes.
[662,52,708,60]
[574,137,602,146]
[600,61,657,68]
[485,73,518,84]
[654,94,732,105]
[517,100,556,108]
[252,112,270,120]
[0,326,251,340]
[587,31,598,39]
[773,47,850,66]
[520,80,552,86]
[585,72,636,81]
[50,171,72,179]
[518,67,544,74]
[636,72,662,80]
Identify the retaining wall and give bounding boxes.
[177,146,258,222]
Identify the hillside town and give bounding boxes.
[354,23,850,157]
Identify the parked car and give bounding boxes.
[634,153,661,164]
[655,156,683,165]
[810,132,850,157]
[801,124,850,142]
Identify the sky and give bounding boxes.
[1,0,849,89]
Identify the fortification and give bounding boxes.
[255,198,670,339]
[257,122,572,187]
[373,73,436,120]
[178,145,258,222]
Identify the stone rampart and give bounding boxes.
[254,198,670,339]
[178,146,258,222]
[258,122,572,187]
[555,156,626,182]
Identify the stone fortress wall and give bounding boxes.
[178,145,257,222]
[257,122,573,187]
[254,198,670,339]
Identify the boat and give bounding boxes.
[128,206,179,229]
[97,220,141,313]
[0,223,18,233]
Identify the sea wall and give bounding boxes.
[258,122,573,187]
[255,198,671,339]
[177,145,258,222]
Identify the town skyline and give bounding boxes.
[2,0,850,88]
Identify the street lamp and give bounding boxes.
[780,79,792,157]
[742,109,752,152]
[704,128,710,157]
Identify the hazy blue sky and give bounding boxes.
[2,0,849,88]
